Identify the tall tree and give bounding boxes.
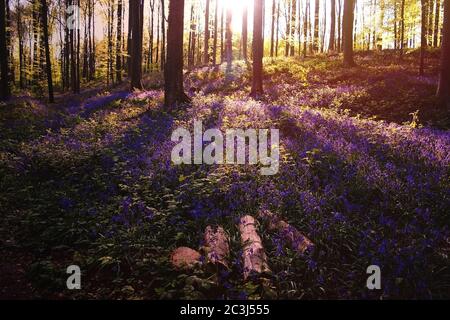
[41,0,54,102]
[16,0,24,88]
[313,0,319,52]
[160,0,166,71]
[400,0,405,58]
[188,2,195,68]
[116,0,123,82]
[290,0,296,56]
[304,0,309,56]
[420,0,427,75]
[329,0,336,51]
[242,3,248,60]
[212,0,218,65]
[148,0,155,71]
[275,0,280,56]
[437,0,449,105]
[0,0,9,100]
[225,5,232,73]
[337,0,342,52]
[164,0,189,107]
[204,0,210,64]
[343,0,355,66]
[285,0,291,56]
[129,0,144,89]
[270,0,276,57]
[433,0,441,47]
[251,0,264,97]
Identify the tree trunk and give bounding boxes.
[130,0,144,90]
[400,0,405,58]
[116,0,122,82]
[251,0,264,97]
[188,3,195,68]
[303,0,309,57]
[0,0,9,100]
[41,0,53,102]
[434,0,441,47]
[275,1,280,56]
[242,4,248,61]
[17,0,24,88]
[212,0,218,65]
[343,0,356,66]
[285,0,291,57]
[148,0,155,71]
[164,0,189,107]
[437,0,449,105]
[290,0,296,56]
[160,0,166,71]
[329,0,336,51]
[270,0,275,57]
[204,0,210,64]
[420,0,427,75]
[239,216,270,280]
[225,6,232,73]
[338,0,342,52]
[313,0,319,52]
[394,0,398,50]
[155,1,160,65]
[221,6,224,63]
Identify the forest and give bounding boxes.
[0,0,449,300]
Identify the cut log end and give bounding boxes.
[170,247,202,270]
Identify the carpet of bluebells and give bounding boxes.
[0,52,449,299]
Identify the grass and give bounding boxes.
[0,51,449,299]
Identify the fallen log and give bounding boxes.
[171,247,202,270]
[258,210,314,254]
[204,226,230,269]
[239,215,270,280]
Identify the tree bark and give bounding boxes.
[290,0,296,56]
[204,0,210,64]
[130,0,144,90]
[313,0,319,52]
[420,0,428,75]
[164,0,189,107]
[285,0,291,57]
[0,0,9,100]
[329,0,336,52]
[17,0,24,88]
[437,0,450,106]
[343,0,356,66]
[116,0,122,82]
[400,0,405,58]
[270,0,275,57]
[251,0,264,97]
[434,0,441,47]
[242,4,248,61]
[239,215,270,280]
[225,6,233,73]
[41,0,54,102]
[160,0,166,71]
[212,0,218,65]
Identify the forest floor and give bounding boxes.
[0,51,449,299]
